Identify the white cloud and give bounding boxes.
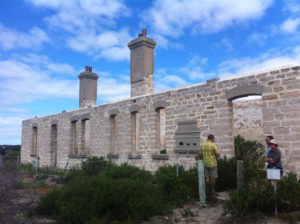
[0,56,78,105]
[163,75,187,86]
[218,46,300,78]
[154,68,189,92]
[214,37,234,51]
[67,29,132,61]
[280,18,300,33]
[14,53,76,74]
[0,54,132,106]
[143,0,273,44]
[0,55,131,144]
[179,55,216,81]
[0,116,26,144]
[247,33,268,45]
[283,0,300,14]
[98,76,130,102]
[26,0,131,61]
[0,23,50,50]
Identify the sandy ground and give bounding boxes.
[143,193,294,224]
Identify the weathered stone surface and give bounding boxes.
[153,100,167,110]
[225,84,263,100]
[20,31,300,175]
[79,66,98,108]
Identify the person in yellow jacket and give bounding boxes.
[200,134,220,198]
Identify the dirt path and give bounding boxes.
[143,193,292,224]
[0,188,55,224]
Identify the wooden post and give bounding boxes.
[16,156,19,176]
[237,160,244,192]
[176,153,179,177]
[197,160,206,206]
[273,180,278,218]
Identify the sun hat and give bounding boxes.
[269,139,278,146]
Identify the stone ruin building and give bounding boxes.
[21,29,300,175]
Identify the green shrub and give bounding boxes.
[234,135,265,185]
[57,175,162,223]
[154,166,199,207]
[224,180,275,217]
[180,167,199,199]
[278,172,300,211]
[104,163,152,181]
[225,171,300,217]
[37,189,60,215]
[154,166,186,206]
[81,156,108,176]
[37,162,202,223]
[216,156,236,192]
[37,163,164,223]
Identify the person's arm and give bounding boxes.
[214,144,220,158]
[265,157,272,162]
[269,150,280,164]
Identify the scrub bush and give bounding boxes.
[234,135,265,185]
[216,156,237,192]
[277,172,300,211]
[81,156,108,176]
[37,160,201,223]
[38,164,161,223]
[224,180,275,217]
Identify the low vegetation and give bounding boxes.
[37,157,199,224]
[225,136,300,219]
[35,136,300,223]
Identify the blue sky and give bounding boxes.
[1,0,300,144]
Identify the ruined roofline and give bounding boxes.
[219,64,299,82]
[140,64,300,99]
[23,64,299,122]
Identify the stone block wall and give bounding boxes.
[21,66,300,175]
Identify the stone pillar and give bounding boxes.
[128,29,156,97]
[78,66,99,108]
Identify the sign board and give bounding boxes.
[267,169,281,180]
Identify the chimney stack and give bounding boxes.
[78,66,99,108]
[128,28,156,97]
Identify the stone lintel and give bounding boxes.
[107,154,119,159]
[174,149,199,154]
[129,104,140,113]
[81,113,91,121]
[51,120,58,125]
[128,154,142,159]
[70,115,79,122]
[153,100,167,110]
[152,154,169,160]
[225,84,263,101]
[69,154,88,159]
[108,109,119,117]
[32,123,38,128]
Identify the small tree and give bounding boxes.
[234,135,265,185]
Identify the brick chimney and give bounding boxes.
[78,66,99,108]
[128,29,156,97]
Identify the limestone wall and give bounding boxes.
[21,66,300,175]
